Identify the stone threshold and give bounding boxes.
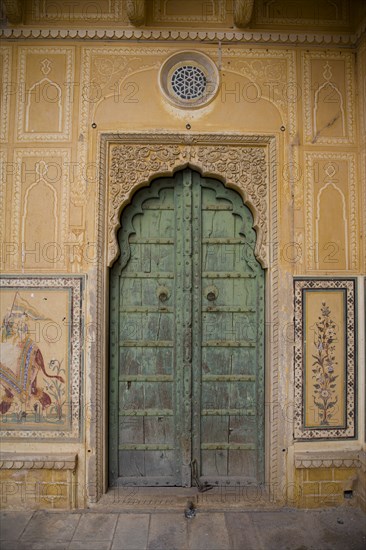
[91,486,279,512]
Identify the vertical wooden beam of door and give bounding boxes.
[181,169,193,486]
[174,177,184,484]
[191,172,202,475]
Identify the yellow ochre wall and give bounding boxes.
[0,0,365,510]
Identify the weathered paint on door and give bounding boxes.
[109,169,265,488]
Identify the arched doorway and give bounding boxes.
[109,168,265,488]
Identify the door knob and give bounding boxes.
[157,286,170,302]
[205,285,218,301]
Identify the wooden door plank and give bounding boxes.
[111,180,180,486]
[198,178,265,487]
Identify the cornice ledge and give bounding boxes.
[294,450,362,470]
[102,131,274,146]
[0,28,357,46]
[0,452,77,471]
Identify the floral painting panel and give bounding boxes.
[304,290,346,429]
[294,278,356,440]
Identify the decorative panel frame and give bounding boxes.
[0,45,11,142]
[0,149,6,267]
[152,0,226,24]
[10,148,71,270]
[16,47,74,142]
[31,0,124,22]
[305,151,358,272]
[87,131,284,504]
[294,278,357,440]
[302,51,355,145]
[0,275,83,440]
[255,0,350,28]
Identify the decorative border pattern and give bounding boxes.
[0,453,77,470]
[10,148,70,270]
[0,149,6,266]
[305,151,358,272]
[294,451,361,469]
[294,278,357,440]
[358,39,366,273]
[16,47,74,142]
[302,51,355,144]
[0,275,83,440]
[1,27,364,46]
[0,46,11,142]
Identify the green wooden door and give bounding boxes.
[109,169,264,488]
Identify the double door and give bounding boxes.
[109,169,264,487]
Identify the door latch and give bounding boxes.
[190,459,213,493]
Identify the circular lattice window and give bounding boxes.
[159,51,219,109]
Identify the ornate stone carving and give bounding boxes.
[0,453,77,471]
[31,0,123,22]
[107,134,271,268]
[255,0,350,28]
[2,0,22,24]
[233,0,255,27]
[294,451,361,470]
[153,0,225,24]
[126,0,146,26]
[1,27,364,46]
[0,46,11,142]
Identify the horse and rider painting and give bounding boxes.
[0,289,68,428]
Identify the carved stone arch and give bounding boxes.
[111,163,261,271]
[106,134,274,269]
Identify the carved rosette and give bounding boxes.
[108,139,269,268]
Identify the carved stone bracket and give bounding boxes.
[2,0,22,24]
[105,133,273,269]
[234,0,255,28]
[126,0,146,26]
[0,453,78,472]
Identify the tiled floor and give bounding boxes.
[0,507,365,550]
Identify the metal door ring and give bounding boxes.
[157,286,170,302]
[205,285,218,301]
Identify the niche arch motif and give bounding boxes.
[315,182,348,269]
[25,78,63,133]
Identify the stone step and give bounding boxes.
[91,487,279,512]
